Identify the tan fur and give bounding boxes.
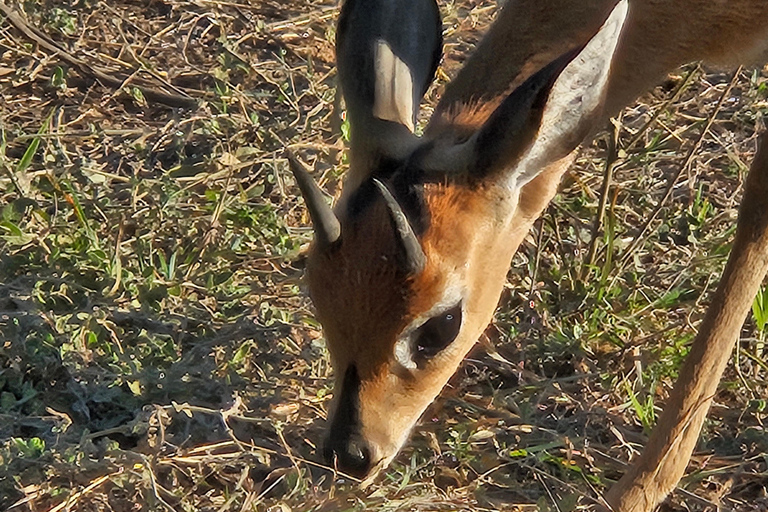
[432,3,768,510]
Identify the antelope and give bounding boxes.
[287,0,768,510]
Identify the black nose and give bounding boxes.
[323,434,372,477]
[324,365,373,478]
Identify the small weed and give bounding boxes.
[623,380,657,433]
[752,285,768,337]
[45,7,78,36]
[11,437,46,458]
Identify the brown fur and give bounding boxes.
[306,201,411,377]
[308,154,575,472]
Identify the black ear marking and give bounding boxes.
[336,0,442,131]
[345,155,430,238]
[390,165,429,237]
[472,47,582,177]
[345,156,402,220]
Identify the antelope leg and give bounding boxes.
[605,131,768,511]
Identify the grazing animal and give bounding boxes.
[288,0,768,509]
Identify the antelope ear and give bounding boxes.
[336,0,442,158]
[421,0,628,187]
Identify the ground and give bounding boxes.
[1,0,767,511]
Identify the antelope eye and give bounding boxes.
[413,303,462,362]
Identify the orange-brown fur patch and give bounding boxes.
[306,201,409,377]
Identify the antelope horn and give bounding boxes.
[372,178,426,274]
[286,151,341,247]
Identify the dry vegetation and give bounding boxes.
[1,0,767,511]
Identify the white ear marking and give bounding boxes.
[373,39,416,132]
[510,0,629,189]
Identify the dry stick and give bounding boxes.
[585,66,699,280]
[43,472,118,512]
[0,1,198,109]
[524,463,612,510]
[584,120,620,277]
[265,5,340,31]
[535,472,564,512]
[615,68,743,275]
[623,65,700,152]
[11,128,148,141]
[141,456,177,512]
[110,15,191,99]
[529,216,547,298]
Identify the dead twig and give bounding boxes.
[584,119,620,277]
[615,67,744,274]
[0,1,198,109]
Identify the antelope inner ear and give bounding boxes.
[470,49,578,178]
[416,52,573,178]
[508,0,628,188]
[418,0,629,186]
[373,39,417,132]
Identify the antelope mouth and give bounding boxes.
[359,457,388,488]
[323,365,377,479]
[322,434,391,483]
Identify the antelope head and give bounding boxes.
[290,0,628,479]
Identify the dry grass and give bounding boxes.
[1,1,767,511]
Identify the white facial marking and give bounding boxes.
[373,39,416,132]
[394,337,416,370]
[393,279,465,370]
